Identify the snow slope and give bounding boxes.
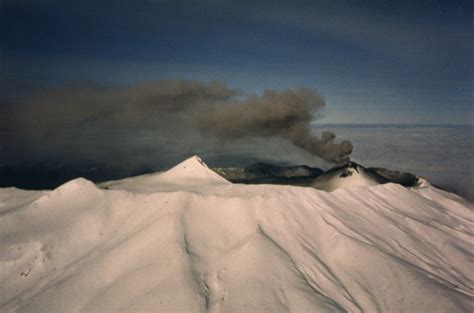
[1,156,473,313]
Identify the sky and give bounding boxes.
[1,0,472,125]
[0,0,473,190]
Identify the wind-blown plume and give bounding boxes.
[2,80,352,163]
[195,88,353,163]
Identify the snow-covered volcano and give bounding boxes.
[101,155,230,192]
[311,161,391,191]
[1,156,473,312]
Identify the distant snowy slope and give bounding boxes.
[1,157,473,313]
[101,155,230,192]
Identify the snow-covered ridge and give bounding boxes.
[0,156,473,312]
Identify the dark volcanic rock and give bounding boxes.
[321,161,419,187]
[214,161,420,188]
[213,162,324,186]
[367,167,419,187]
[244,162,324,178]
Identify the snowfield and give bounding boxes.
[1,156,473,313]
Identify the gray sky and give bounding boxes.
[1,0,472,124]
[0,0,473,188]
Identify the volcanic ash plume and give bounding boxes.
[195,87,353,164]
[2,80,353,164]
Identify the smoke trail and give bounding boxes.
[195,88,353,163]
[2,80,352,163]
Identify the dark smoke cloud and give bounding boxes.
[196,88,353,163]
[2,79,352,163]
[1,80,233,132]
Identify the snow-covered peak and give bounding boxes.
[157,155,229,183]
[312,162,387,191]
[55,177,98,193]
[100,155,230,192]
